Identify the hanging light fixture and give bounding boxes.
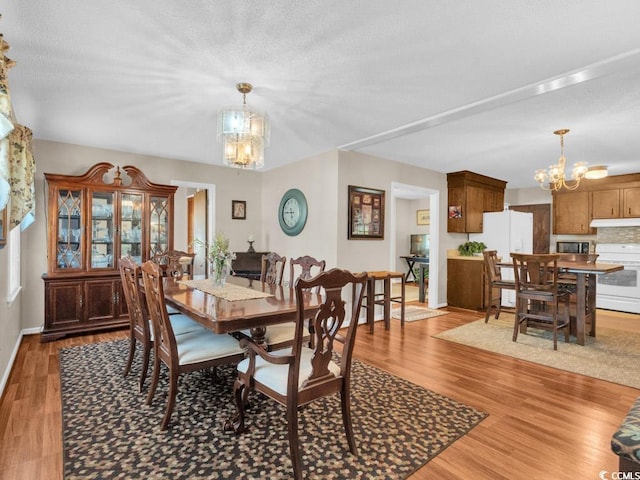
[534,129,605,191]
[217,83,270,169]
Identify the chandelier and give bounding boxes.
[534,129,607,191]
[217,83,270,170]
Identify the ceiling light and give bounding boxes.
[217,83,270,170]
[534,129,589,191]
[584,165,608,179]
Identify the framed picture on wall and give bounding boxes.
[0,208,6,246]
[232,200,246,220]
[416,209,430,225]
[348,185,385,240]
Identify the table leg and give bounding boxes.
[418,264,426,303]
[404,259,417,283]
[249,326,267,348]
[587,273,597,337]
[575,273,586,346]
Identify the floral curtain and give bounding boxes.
[0,28,14,212]
[1,16,36,231]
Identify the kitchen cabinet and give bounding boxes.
[447,171,507,233]
[623,187,640,217]
[42,163,177,342]
[552,175,640,234]
[447,258,487,310]
[591,189,620,219]
[591,187,640,219]
[553,191,592,234]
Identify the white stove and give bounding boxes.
[594,243,640,314]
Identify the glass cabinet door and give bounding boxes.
[120,193,143,265]
[90,191,115,269]
[149,195,170,257]
[56,189,83,270]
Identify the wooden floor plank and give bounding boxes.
[0,308,638,479]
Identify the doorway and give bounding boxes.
[390,182,441,308]
[171,180,216,277]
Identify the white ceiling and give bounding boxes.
[3,1,640,188]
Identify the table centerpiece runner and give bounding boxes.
[178,279,274,301]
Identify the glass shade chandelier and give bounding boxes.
[534,129,607,191]
[217,83,270,170]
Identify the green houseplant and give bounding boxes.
[458,241,487,257]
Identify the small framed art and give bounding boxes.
[232,200,246,220]
[416,209,430,225]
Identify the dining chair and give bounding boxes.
[261,255,327,350]
[242,254,325,351]
[511,253,571,350]
[225,268,368,480]
[260,251,286,286]
[140,260,246,430]
[165,249,196,277]
[482,250,516,322]
[119,257,208,392]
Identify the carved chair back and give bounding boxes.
[289,255,326,293]
[261,252,286,286]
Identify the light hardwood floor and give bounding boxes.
[0,304,638,479]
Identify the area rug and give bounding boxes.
[434,315,640,389]
[59,340,487,479]
[392,306,449,322]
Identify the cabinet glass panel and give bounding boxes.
[90,192,115,268]
[149,195,169,257]
[120,193,143,264]
[56,189,83,269]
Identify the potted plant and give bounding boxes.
[458,241,487,257]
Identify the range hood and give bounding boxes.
[590,218,640,228]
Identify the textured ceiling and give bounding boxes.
[3,1,640,188]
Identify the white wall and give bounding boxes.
[260,150,339,278]
[336,150,455,307]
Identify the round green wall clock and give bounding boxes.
[278,188,308,236]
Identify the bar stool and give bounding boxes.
[364,271,405,333]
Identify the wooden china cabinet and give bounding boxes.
[41,163,177,342]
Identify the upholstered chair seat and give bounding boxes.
[176,329,245,365]
[237,346,341,396]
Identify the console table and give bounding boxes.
[400,255,429,283]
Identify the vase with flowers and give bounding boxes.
[194,233,236,288]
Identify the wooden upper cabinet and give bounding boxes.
[551,173,640,235]
[553,191,592,235]
[623,187,640,217]
[447,171,507,233]
[591,189,620,219]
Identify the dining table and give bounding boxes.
[161,275,323,345]
[498,259,624,346]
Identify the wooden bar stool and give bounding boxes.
[364,271,405,332]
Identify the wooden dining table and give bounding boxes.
[499,260,624,346]
[161,275,323,344]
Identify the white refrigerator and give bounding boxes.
[469,210,533,307]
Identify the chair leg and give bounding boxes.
[123,336,136,377]
[161,368,179,430]
[287,401,302,480]
[340,387,358,456]
[146,350,160,406]
[138,341,151,392]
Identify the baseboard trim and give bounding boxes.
[0,328,41,400]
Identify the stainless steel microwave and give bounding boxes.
[556,241,590,254]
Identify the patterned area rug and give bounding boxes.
[434,314,640,389]
[392,306,449,322]
[60,340,487,479]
